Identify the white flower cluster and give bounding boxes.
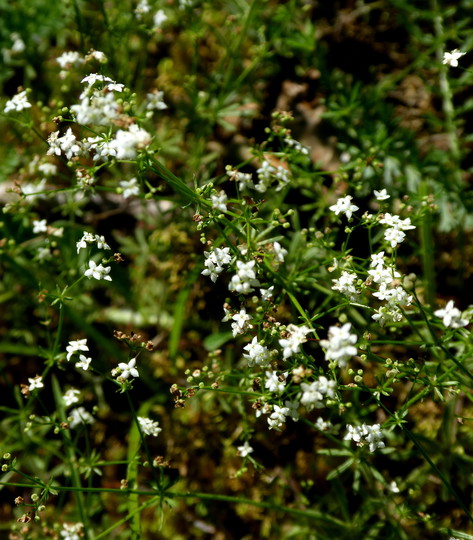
[267,404,290,431]
[320,323,357,368]
[47,128,83,160]
[330,195,359,220]
[378,213,415,249]
[4,90,31,113]
[255,160,291,193]
[66,339,92,371]
[300,376,337,411]
[332,270,360,301]
[228,260,260,294]
[369,251,413,326]
[226,167,255,191]
[434,300,468,329]
[284,136,309,155]
[76,231,111,253]
[243,336,271,367]
[87,124,151,161]
[138,416,162,437]
[265,370,288,393]
[344,423,385,452]
[202,247,232,282]
[279,324,312,359]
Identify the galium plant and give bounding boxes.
[1,0,473,538]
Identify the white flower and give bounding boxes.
[231,308,253,336]
[4,90,31,113]
[84,260,112,281]
[379,213,415,231]
[120,177,140,198]
[373,189,390,201]
[329,195,359,220]
[320,323,357,368]
[332,270,360,300]
[28,375,43,391]
[106,83,125,92]
[345,423,385,452]
[243,336,271,367]
[81,73,114,86]
[75,355,92,371]
[434,300,468,329]
[56,51,84,69]
[94,235,111,250]
[60,522,83,540]
[260,286,274,301]
[264,371,288,393]
[38,163,57,176]
[68,407,94,429]
[228,260,260,294]
[32,219,47,234]
[300,376,336,411]
[211,190,228,213]
[237,441,254,457]
[135,0,151,17]
[146,90,167,111]
[138,417,162,437]
[384,227,406,248]
[279,324,312,359]
[443,49,465,68]
[87,50,107,63]
[153,9,168,28]
[117,358,139,379]
[66,339,89,361]
[63,388,81,407]
[315,417,332,431]
[267,405,289,430]
[273,241,287,263]
[76,232,96,253]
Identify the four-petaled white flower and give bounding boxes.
[75,354,92,371]
[237,441,254,457]
[66,339,89,361]
[434,300,468,329]
[443,49,465,68]
[374,189,390,201]
[28,375,44,391]
[330,195,359,220]
[117,358,139,379]
[85,260,112,281]
[32,219,48,234]
[4,90,31,113]
[120,178,140,198]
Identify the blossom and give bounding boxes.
[243,336,271,367]
[300,376,336,411]
[153,9,168,28]
[84,260,112,281]
[332,270,360,300]
[434,300,468,329]
[146,90,167,111]
[28,375,43,391]
[66,339,89,361]
[279,324,312,359]
[81,73,114,86]
[260,286,274,301]
[231,308,253,337]
[228,260,260,294]
[76,232,96,253]
[329,195,359,220]
[138,417,162,437]
[63,388,81,407]
[374,189,390,201]
[56,51,84,69]
[272,241,287,263]
[345,423,385,453]
[264,370,287,393]
[202,247,232,282]
[4,90,31,113]
[68,407,94,429]
[60,522,83,540]
[237,441,254,457]
[117,358,139,379]
[75,355,92,371]
[32,219,47,234]
[120,177,140,198]
[267,405,289,430]
[211,190,228,213]
[320,323,357,368]
[443,49,465,68]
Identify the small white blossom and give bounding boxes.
[211,190,228,213]
[434,300,468,329]
[146,90,167,111]
[117,358,139,379]
[373,189,390,201]
[329,195,359,220]
[228,260,260,294]
[332,270,360,300]
[75,355,92,371]
[279,324,312,359]
[345,423,385,452]
[66,339,89,362]
[4,90,31,113]
[267,404,289,430]
[81,73,114,86]
[63,388,81,407]
[138,417,162,437]
[153,9,168,28]
[260,286,274,301]
[231,308,253,337]
[60,522,83,540]
[237,441,254,457]
[315,417,332,431]
[265,370,288,394]
[56,51,84,69]
[32,219,47,234]
[272,241,287,263]
[84,260,112,281]
[320,323,357,368]
[243,336,271,367]
[120,177,140,198]
[68,407,94,429]
[443,49,465,68]
[28,375,43,391]
[76,232,96,253]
